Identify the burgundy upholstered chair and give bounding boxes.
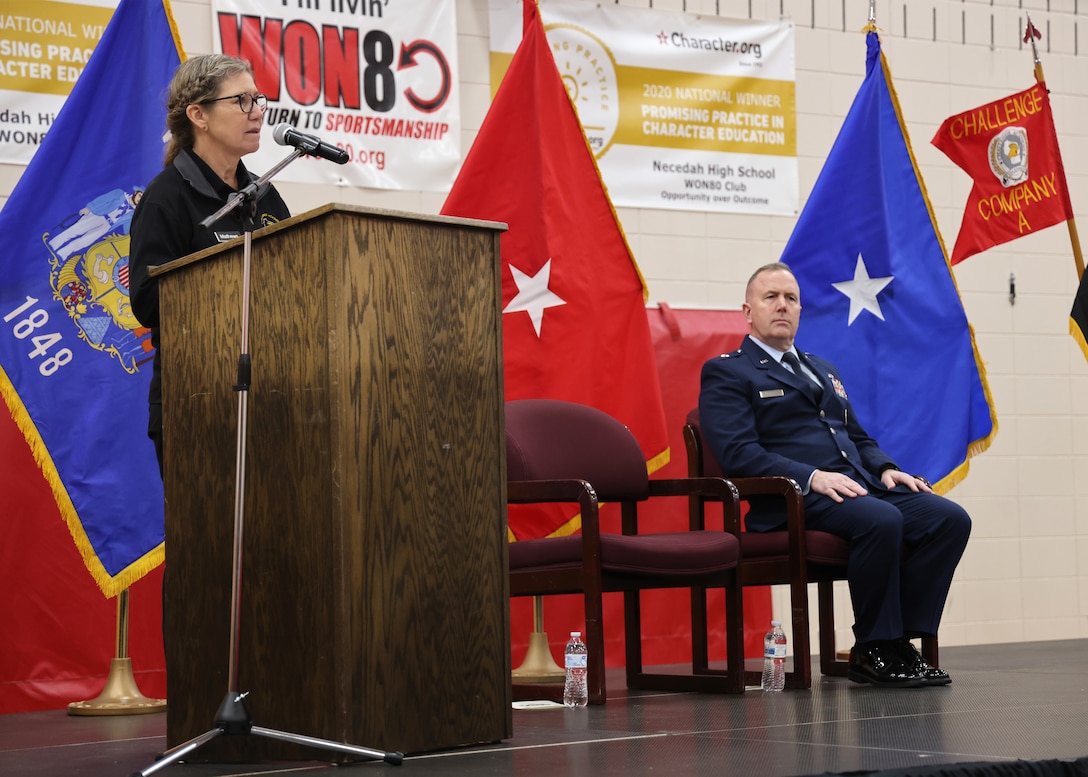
[506,399,746,704]
[683,408,938,688]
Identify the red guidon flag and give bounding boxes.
[441,0,669,540]
[932,82,1073,264]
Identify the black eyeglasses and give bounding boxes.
[201,92,268,115]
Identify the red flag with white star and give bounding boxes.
[441,0,669,540]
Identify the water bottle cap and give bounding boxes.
[571,631,581,637]
[771,620,781,627]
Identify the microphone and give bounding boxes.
[271,123,349,164]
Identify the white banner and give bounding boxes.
[0,0,116,166]
[212,0,460,191]
[489,0,797,215]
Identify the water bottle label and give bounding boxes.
[565,654,588,669]
[764,646,776,659]
[773,644,786,658]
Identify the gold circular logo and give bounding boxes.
[544,23,619,159]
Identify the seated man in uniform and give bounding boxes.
[699,262,971,687]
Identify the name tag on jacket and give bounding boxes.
[758,389,785,398]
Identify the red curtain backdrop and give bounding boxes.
[508,306,772,670]
[1,307,764,713]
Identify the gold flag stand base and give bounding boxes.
[67,657,166,716]
[511,597,565,684]
[511,630,566,684]
[66,589,167,716]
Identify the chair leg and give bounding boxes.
[723,580,745,694]
[785,579,812,689]
[684,581,746,694]
[921,635,939,668]
[584,591,607,705]
[623,590,644,678]
[691,586,710,673]
[818,581,849,677]
[626,584,745,695]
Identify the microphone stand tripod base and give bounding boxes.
[131,691,403,777]
[67,658,167,716]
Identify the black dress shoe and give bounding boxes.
[848,644,925,688]
[895,639,951,686]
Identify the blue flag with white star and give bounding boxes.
[780,31,996,490]
[0,0,183,596]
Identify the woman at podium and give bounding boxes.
[130,53,291,475]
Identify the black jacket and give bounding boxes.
[129,147,291,419]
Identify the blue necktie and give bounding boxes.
[782,352,823,400]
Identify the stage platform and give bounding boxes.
[1,639,1085,777]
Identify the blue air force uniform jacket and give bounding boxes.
[698,335,899,531]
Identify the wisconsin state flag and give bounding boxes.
[780,31,996,490]
[441,0,669,540]
[932,82,1073,264]
[0,0,183,596]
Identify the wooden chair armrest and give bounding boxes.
[645,477,741,534]
[507,478,594,504]
[507,478,603,560]
[727,476,805,530]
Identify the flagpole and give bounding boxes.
[1025,14,1085,281]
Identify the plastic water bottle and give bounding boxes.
[563,631,588,708]
[761,620,787,692]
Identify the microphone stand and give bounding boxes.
[132,149,403,776]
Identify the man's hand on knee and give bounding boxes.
[880,469,934,493]
[811,470,868,503]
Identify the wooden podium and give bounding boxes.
[153,204,511,760]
